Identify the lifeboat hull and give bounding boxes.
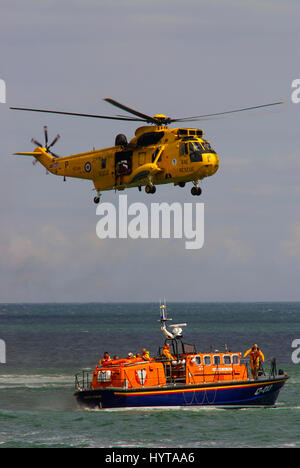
[74,375,288,409]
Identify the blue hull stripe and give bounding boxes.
[75,377,288,408]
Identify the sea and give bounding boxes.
[0,302,299,449]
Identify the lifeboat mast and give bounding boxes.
[159,301,189,358]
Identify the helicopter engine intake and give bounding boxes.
[115,134,128,147]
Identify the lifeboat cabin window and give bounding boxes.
[223,355,231,365]
[195,355,201,365]
[232,355,239,364]
[213,355,221,365]
[204,355,211,365]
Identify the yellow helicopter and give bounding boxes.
[11,98,284,203]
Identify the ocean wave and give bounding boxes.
[0,374,73,389]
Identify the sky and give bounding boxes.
[0,0,299,302]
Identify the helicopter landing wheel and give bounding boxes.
[94,196,100,204]
[178,182,186,187]
[145,184,156,194]
[191,186,202,196]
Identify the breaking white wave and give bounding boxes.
[0,374,73,389]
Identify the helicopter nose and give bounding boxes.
[211,152,219,167]
[210,153,219,173]
[201,153,219,176]
[203,152,219,166]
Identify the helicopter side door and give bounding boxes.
[115,150,133,185]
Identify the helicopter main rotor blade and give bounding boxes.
[43,125,48,146]
[31,138,43,147]
[10,107,146,122]
[170,101,285,122]
[104,98,159,124]
[47,134,60,149]
[11,100,285,127]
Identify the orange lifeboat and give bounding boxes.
[74,302,289,409]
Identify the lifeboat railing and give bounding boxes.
[240,358,280,380]
[74,358,279,391]
[75,362,168,390]
[75,370,92,391]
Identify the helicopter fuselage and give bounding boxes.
[12,97,284,203]
[36,125,219,199]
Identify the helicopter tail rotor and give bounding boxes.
[31,126,60,158]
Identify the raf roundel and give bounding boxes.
[84,161,92,173]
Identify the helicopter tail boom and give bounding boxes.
[14,151,42,156]
[14,147,59,174]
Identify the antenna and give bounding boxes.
[159,299,172,323]
[159,300,187,340]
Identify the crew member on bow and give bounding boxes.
[243,344,265,380]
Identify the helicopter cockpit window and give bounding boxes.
[202,140,216,153]
[179,143,186,156]
[189,142,203,162]
[152,147,162,162]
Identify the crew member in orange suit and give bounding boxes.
[244,344,265,379]
[162,343,175,361]
[99,351,111,365]
[141,348,151,361]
